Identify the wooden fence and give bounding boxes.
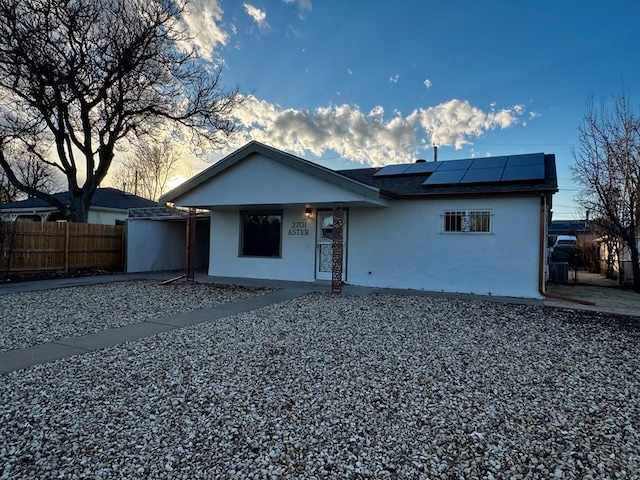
[1,221,124,274]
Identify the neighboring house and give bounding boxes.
[0,187,158,225]
[129,141,558,298]
[548,219,588,246]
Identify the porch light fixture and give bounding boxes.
[304,208,313,219]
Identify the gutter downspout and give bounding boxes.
[539,193,596,306]
[538,194,545,297]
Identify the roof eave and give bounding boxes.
[0,206,59,214]
[90,206,128,214]
[393,186,558,199]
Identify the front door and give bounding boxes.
[315,209,347,280]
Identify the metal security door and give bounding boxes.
[315,210,347,280]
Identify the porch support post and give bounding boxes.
[331,202,344,294]
[186,208,196,283]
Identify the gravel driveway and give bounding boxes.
[0,280,270,352]
[1,290,638,479]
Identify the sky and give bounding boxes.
[155,0,640,220]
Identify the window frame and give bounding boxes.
[442,209,492,233]
[239,210,283,258]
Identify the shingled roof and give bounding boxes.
[337,154,558,198]
[0,187,157,211]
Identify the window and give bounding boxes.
[240,212,282,257]
[444,210,491,233]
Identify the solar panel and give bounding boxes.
[505,153,544,167]
[373,164,413,176]
[403,161,440,175]
[460,167,505,184]
[469,156,507,169]
[435,159,473,171]
[501,164,545,181]
[423,169,467,185]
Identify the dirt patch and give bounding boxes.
[546,272,640,318]
[1,268,120,284]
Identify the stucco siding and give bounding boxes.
[206,196,542,298]
[209,208,317,281]
[88,210,127,225]
[174,154,381,208]
[346,196,542,298]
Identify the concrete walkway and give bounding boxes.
[0,285,312,375]
[0,272,543,375]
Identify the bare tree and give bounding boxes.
[1,153,62,203]
[572,92,640,292]
[113,138,179,201]
[0,0,240,222]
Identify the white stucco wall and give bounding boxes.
[209,208,317,281]
[207,196,543,298]
[347,196,542,298]
[127,219,186,273]
[88,209,127,225]
[174,153,384,208]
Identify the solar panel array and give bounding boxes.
[374,153,546,186]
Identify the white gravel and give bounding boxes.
[0,280,271,352]
[1,292,639,479]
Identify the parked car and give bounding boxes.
[554,235,578,248]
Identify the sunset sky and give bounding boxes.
[154,0,640,220]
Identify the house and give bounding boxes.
[0,187,158,225]
[548,219,588,246]
[128,141,558,298]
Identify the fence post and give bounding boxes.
[64,222,70,272]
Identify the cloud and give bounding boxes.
[243,3,269,29]
[347,68,353,76]
[369,106,384,117]
[409,100,525,149]
[389,74,400,84]
[283,0,313,18]
[180,0,228,59]
[423,79,432,89]
[228,96,527,166]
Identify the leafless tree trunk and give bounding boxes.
[572,91,640,292]
[0,216,15,280]
[0,0,241,222]
[604,235,619,280]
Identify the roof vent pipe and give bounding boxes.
[433,145,438,162]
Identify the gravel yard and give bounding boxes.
[0,280,270,352]
[1,292,639,479]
